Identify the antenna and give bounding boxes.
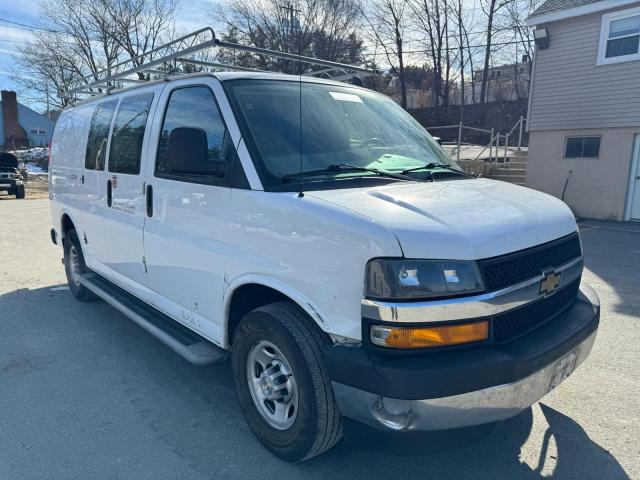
[282,2,304,198]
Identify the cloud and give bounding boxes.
[0,25,36,43]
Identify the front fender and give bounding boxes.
[222,273,331,346]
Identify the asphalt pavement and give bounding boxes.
[1,199,638,479]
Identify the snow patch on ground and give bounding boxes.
[25,163,48,175]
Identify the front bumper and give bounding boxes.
[326,282,599,431]
[0,178,20,190]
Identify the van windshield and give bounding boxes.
[225,79,456,189]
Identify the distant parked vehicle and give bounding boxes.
[0,152,26,199]
[49,71,599,461]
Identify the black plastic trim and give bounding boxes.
[324,289,599,400]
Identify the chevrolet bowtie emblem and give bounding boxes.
[540,269,561,296]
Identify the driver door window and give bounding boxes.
[156,86,232,184]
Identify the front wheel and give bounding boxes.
[15,184,25,199]
[231,302,343,461]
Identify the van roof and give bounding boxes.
[66,71,366,110]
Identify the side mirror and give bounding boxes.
[167,127,225,176]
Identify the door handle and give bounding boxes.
[81,174,85,184]
[107,179,112,207]
[146,184,153,217]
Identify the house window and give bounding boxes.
[598,7,640,64]
[565,136,601,158]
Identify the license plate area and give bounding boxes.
[547,350,578,393]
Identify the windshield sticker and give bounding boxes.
[329,91,363,103]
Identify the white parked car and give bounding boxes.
[49,72,599,461]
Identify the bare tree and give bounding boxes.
[213,0,364,73]
[104,0,177,78]
[478,0,515,110]
[14,0,177,107]
[454,0,467,120]
[505,0,541,99]
[364,0,408,108]
[15,34,83,108]
[409,0,454,113]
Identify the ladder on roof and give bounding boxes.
[62,27,377,105]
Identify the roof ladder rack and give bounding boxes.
[61,26,377,105]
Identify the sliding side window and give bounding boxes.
[108,93,154,175]
[85,100,118,171]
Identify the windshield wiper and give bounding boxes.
[282,163,417,183]
[402,162,476,178]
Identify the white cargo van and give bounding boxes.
[49,72,599,461]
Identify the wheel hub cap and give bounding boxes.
[246,340,298,430]
[68,246,82,286]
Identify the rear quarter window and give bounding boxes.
[50,106,94,168]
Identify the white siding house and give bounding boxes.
[526,0,640,220]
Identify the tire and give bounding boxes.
[15,185,25,199]
[63,230,97,302]
[231,302,343,461]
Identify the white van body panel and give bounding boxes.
[49,72,580,349]
[99,85,165,287]
[81,102,111,266]
[220,189,402,342]
[140,77,253,343]
[49,105,93,237]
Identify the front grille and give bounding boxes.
[478,233,582,292]
[493,277,581,343]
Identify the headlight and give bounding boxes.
[364,258,484,300]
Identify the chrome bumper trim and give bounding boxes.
[333,329,596,431]
[361,257,583,323]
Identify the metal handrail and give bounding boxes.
[427,124,492,134]
[434,117,527,166]
[472,130,498,164]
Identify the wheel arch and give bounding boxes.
[223,275,331,348]
[60,211,77,240]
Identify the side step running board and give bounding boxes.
[78,273,228,366]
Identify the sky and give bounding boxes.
[0,0,220,112]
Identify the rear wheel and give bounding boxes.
[231,302,343,461]
[63,230,97,302]
[15,184,25,199]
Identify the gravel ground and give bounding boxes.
[0,199,638,479]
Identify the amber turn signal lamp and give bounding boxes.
[370,321,489,349]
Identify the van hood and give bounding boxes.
[308,178,577,260]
